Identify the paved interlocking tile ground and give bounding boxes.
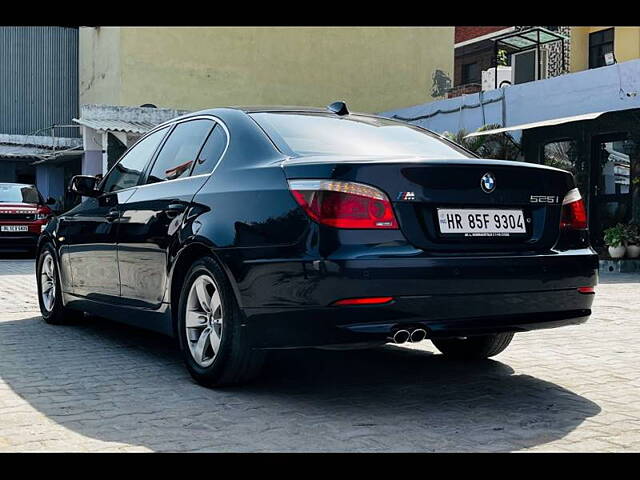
[0,257,39,313]
[0,256,638,452]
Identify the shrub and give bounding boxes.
[603,224,627,248]
[624,223,640,245]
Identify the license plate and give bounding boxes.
[437,209,526,236]
[1,225,29,232]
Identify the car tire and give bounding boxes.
[431,332,514,360]
[36,244,84,325]
[177,256,265,387]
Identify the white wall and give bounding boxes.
[380,59,640,135]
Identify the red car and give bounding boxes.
[0,183,55,253]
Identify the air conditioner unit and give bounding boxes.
[482,66,512,91]
[511,49,548,85]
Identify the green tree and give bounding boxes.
[443,123,521,160]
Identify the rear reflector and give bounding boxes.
[288,179,399,229]
[332,296,394,306]
[577,286,595,294]
[560,188,587,230]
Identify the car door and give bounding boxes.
[61,127,170,300]
[116,117,228,308]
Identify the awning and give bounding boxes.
[30,148,84,165]
[492,27,569,51]
[464,112,607,138]
[0,144,56,159]
[0,144,83,163]
[73,118,157,134]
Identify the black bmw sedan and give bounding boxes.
[36,103,598,387]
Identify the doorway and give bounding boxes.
[589,133,633,248]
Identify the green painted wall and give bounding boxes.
[79,27,122,105]
[80,27,454,113]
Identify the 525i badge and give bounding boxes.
[530,195,560,204]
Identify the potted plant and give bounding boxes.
[603,224,627,258]
[625,223,640,258]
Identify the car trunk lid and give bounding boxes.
[282,156,575,253]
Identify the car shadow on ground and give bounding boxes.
[0,314,601,452]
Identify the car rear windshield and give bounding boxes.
[250,112,472,159]
[0,184,41,204]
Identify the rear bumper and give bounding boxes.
[238,249,598,348]
[245,293,592,349]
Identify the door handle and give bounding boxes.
[164,204,186,218]
[105,209,119,222]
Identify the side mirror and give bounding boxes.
[45,197,56,205]
[68,175,101,197]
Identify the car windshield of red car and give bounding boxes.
[0,184,40,204]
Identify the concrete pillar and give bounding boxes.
[81,126,104,176]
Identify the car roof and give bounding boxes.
[168,105,378,120]
[153,106,386,132]
[151,106,479,159]
[231,106,335,114]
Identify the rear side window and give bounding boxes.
[102,127,168,193]
[191,124,228,176]
[146,119,214,184]
[250,112,471,159]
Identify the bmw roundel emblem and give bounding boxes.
[480,172,496,193]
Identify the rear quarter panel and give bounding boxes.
[171,109,314,308]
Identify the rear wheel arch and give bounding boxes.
[169,243,242,338]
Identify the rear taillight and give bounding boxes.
[288,180,398,229]
[560,188,587,230]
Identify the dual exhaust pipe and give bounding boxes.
[390,327,427,344]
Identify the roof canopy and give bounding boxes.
[0,133,83,162]
[73,104,190,135]
[492,27,569,52]
[464,112,606,138]
[73,118,158,135]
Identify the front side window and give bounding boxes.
[191,124,228,176]
[146,119,214,184]
[250,113,471,159]
[102,127,168,193]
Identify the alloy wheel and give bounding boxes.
[40,252,56,312]
[185,274,224,368]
